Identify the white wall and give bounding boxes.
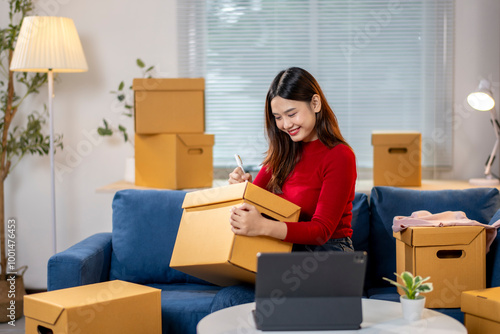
[1,0,178,289]
[1,0,499,290]
[440,0,500,180]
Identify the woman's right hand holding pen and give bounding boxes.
[228,167,252,184]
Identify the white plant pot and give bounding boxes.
[400,295,425,321]
[124,157,135,183]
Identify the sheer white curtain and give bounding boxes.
[178,0,454,170]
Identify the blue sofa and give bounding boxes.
[47,186,500,333]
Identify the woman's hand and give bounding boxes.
[229,203,287,240]
[228,167,253,184]
[230,203,266,236]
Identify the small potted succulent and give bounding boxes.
[383,271,433,321]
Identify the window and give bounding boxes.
[178,0,454,171]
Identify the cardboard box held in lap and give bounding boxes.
[24,280,161,334]
[170,182,301,286]
[394,226,486,308]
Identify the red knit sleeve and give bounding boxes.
[283,145,356,245]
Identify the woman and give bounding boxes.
[211,67,356,311]
[229,67,356,251]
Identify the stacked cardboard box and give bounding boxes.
[133,78,214,189]
[371,131,421,186]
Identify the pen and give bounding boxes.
[234,154,246,174]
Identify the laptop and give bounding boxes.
[254,251,367,331]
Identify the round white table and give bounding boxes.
[197,299,467,334]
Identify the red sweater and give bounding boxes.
[253,140,356,245]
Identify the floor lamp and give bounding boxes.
[467,79,500,186]
[10,17,88,254]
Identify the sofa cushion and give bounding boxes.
[351,192,370,296]
[368,186,500,291]
[110,189,210,285]
[351,192,370,253]
[147,283,222,334]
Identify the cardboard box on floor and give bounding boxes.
[372,131,421,186]
[24,280,161,334]
[133,78,205,134]
[135,133,214,190]
[461,287,500,334]
[170,182,300,286]
[394,226,486,308]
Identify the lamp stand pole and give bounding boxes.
[484,108,500,177]
[470,108,500,186]
[48,69,57,254]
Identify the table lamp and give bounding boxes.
[10,16,88,254]
[467,79,500,186]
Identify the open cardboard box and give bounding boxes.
[394,226,486,308]
[462,287,500,334]
[170,182,301,286]
[133,78,205,134]
[24,280,161,334]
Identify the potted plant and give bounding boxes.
[97,59,155,183]
[97,59,155,145]
[383,271,433,321]
[0,0,63,322]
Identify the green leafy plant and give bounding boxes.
[383,271,433,300]
[97,58,155,145]
[0,0,63,280]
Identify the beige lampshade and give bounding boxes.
[10,16,88,73]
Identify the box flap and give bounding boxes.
[243,182,301,218]
[178,134,215,147]
[462,288,500,320]
[132,78,205,91]
[24,295,64,325]
[183,182,248,208]
[394,226,484,246]
[371,131,421,146]
[182,182,300,219]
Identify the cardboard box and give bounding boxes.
[170,182,300,286]
[394,226,486,308]
[372,131,421,186]
[24,280,161,334]
[135,133,214,190]
[462,287,500,334]
[133,78,205,134]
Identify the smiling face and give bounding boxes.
[270,95,321,142]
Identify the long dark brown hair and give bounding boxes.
[262,67,351,194]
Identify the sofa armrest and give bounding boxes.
[47,233,112,291]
